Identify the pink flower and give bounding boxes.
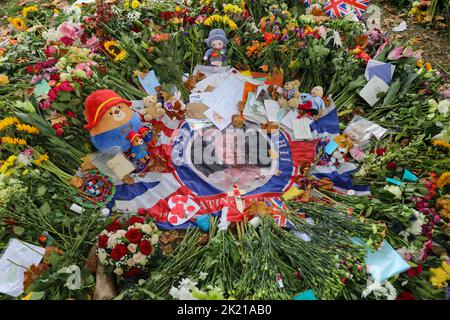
[85,35,98,48]
[387,46,404,60]
[58,22,78,39]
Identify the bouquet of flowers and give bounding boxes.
[97,215,161,278]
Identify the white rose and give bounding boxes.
[116,230,126,237]
[126,258,135,267]
[133,252,147,265]
[134,223,143,229]
[128,243,137,253]
[151,234,159,245]
[141,224,152,234]
[114,267,123,276]
[107,234,118,248]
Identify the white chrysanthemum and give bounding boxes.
[438,100,449,115]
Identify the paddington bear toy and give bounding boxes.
[84,89,143,153]
[126,131,150,164]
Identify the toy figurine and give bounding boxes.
[203,29,228,67]
[84,89,143,153]
[126,131,150,164]
[277,80,300,108]
[298,86,326,118]
[138,126,153,144]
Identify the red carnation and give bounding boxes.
[66,111,76,118]
[138,239,153,256]
[59,81,74,92]
[55,128,64,136]
[98,234,109,248]
[26,65,34,73]
[396,291,416,300]
[407,265,423,277]
[60,36,74,46]
[50,73,60,82]
[125,228,142,243]
[386,162,397,170]
[106,220,122,232]
[128,216,145,225]
[44,46,57,58]
[137,208,146,216]
[110,243,128,261]
[376,147,387,156]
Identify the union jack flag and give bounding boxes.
[323,0,349,18]
[344,0,369,17]
[267,199,291,227]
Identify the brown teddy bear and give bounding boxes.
[142,94,165,121]
[277,80,300,108]
[184,72,206,92]
[232,114,245,128]
[164,97,186,121]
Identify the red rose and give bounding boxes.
[110,243,128,260]
[55,128,64,136]
[98,234,109,248]
[26,65,34,73]
[125,228,142,243]
[128,216,145,225]
[396,292,416,300]
[66,111,76,118]
[138,240,153,255]
[123,267,142,278]
[50,73,60,82]
[106,220,122,232]
[137,208,146,216]
[376,147,387,156]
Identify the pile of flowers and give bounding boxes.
[97,215,161,278]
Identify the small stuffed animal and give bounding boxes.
[330,135,353,166]
[261,121,279,134]
[184,72,206,92]
[138,126,153,145]
[203,29,228,67]
[277,80,300,108]
[143,94,165,121]
[126,131,150,164]
[164,92,186,121]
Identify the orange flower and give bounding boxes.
[246,41,265,58]
[260,65,269,72]
[234,36,241,46]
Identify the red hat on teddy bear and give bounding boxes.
[126,131,142,143]
[84,89,132,130]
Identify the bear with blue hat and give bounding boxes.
[203,29,229,67]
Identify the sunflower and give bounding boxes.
[103,40,127,62]
[8,17,27,32]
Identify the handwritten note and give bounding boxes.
[359,75,390,107]
[292,117,313,140]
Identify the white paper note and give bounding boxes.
[292,117,313,140]
[280,110,297,130]
[359,76,390,107]
[264,100,281,123]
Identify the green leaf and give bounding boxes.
[40,202,51,215]
[13,226,25,236]
[37,184,47,196]
[29,291,45,300]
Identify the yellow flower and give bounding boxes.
[433,139,450,151]
[425,62,432,71]
[416,59,424,68]
[223,4,243,15]
[0,74,10,85]
[124,1,130,9]
[16,123,39,135]
[23,169,29,176]
[131,0,140,9]
[429,262,450,288]
[0,155,16,174]
[34,154,49,166]
[0,117,20,131]
[437,172,450,188]
[8,17,27,32]
[22,292,33,300]
[22,6,38,18]
[103,40,127,62]
[175,6,182,12]
[1,136,27,145]
[54,8,60,15]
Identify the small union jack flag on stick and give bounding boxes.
[323,0,349,18]
[344,0,369,17]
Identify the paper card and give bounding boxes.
[186,102,209,119]
[167,195,200,226]
[189,92,210,104]
[365,60,395,85]
[186,118,213,130]
[359,76,390,107]
[193,73,225,92]
[264,100,280,123]
[204,109,230,131]
[280,110,297,130]
[0,239,45,297]
[33,80,51,98]
[138,70,161,96]
[292,118,313,140]
[130,100,145,114]
[324,140,338,155]
[193,64,230,77]
[353,238,410,283]
[105,153,136,180]
[243,92,267,124]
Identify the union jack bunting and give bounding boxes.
[323,0,349,18]
[344,0,369,17]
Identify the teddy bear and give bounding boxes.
[277,80,300,108]
[84,89,143,153]
[261,121,279,134]
[330,134,353,166]
[164,96,186,121]
[126,131,150,164]
[142,94,165,121]
[184,72,206,92]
